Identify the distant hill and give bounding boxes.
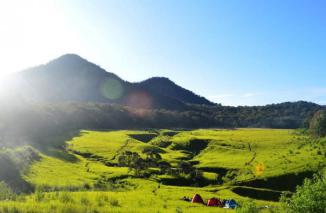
[193,101,323,128]
[11,54,214,110]
[137,77,213,106]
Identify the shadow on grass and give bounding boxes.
[162,131,180,137]
[159,176,214,187]
[198,167,229,177]
[171,139,210,156]
[0,148,39,193]
[238,170,315,192]
[128,133,158,143]
[232,187,282,201]
[32,130,81,163]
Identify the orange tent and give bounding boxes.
[207,198,223,207]
[191,194,204,204]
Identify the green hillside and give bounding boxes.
[0,128,324,212]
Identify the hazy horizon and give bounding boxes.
[0,0,325,106]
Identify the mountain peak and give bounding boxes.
[142,77,174,84]
[139,77,215,106]
[58,53,83,59]
[41,53,114,77]
[48,53,89,66]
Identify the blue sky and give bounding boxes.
[0,0,325,106]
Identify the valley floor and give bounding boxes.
[0,128,324,212]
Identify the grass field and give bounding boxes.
[0,128,324,212]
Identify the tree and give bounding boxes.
[117,151,149,177]
[142,147,162,167]
[280,171,326,213]
[158,161,171,175]
[309,110,326,137]
[118,151,141,169]
[178,161,193,175]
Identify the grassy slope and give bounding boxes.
[67,129,322,179]
[183,129,322,179]
[0,128,324,212]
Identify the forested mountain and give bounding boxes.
[11,54,212,110]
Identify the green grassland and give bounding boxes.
[0,128,324,212]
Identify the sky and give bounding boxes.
[0,0,325,106]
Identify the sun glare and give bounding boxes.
[0,0,80,76]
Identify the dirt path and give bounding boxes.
[246,152,256,166]
[110,139,130,161]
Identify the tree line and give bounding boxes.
[0,101,323,147]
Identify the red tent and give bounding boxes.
[207,198,223,207]
[191,194,204,204]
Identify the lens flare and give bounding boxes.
[125,91,152,109]
[127,108,152,118]
[100,78,124,100]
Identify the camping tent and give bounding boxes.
[191,194,204,204]
[224,199,238,209]
[207,198,223,207]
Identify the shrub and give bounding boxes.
[34,189,45,202]
[222,170,238,183]
[0,182,16,200]
[59,192,74,203]
[80,196,90,205]
[60,205,83,213]
[83,183,91,190]
[236,200,259,213]
[96,194,109,207]
[309,110,326,137]
[109,198,120,207]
